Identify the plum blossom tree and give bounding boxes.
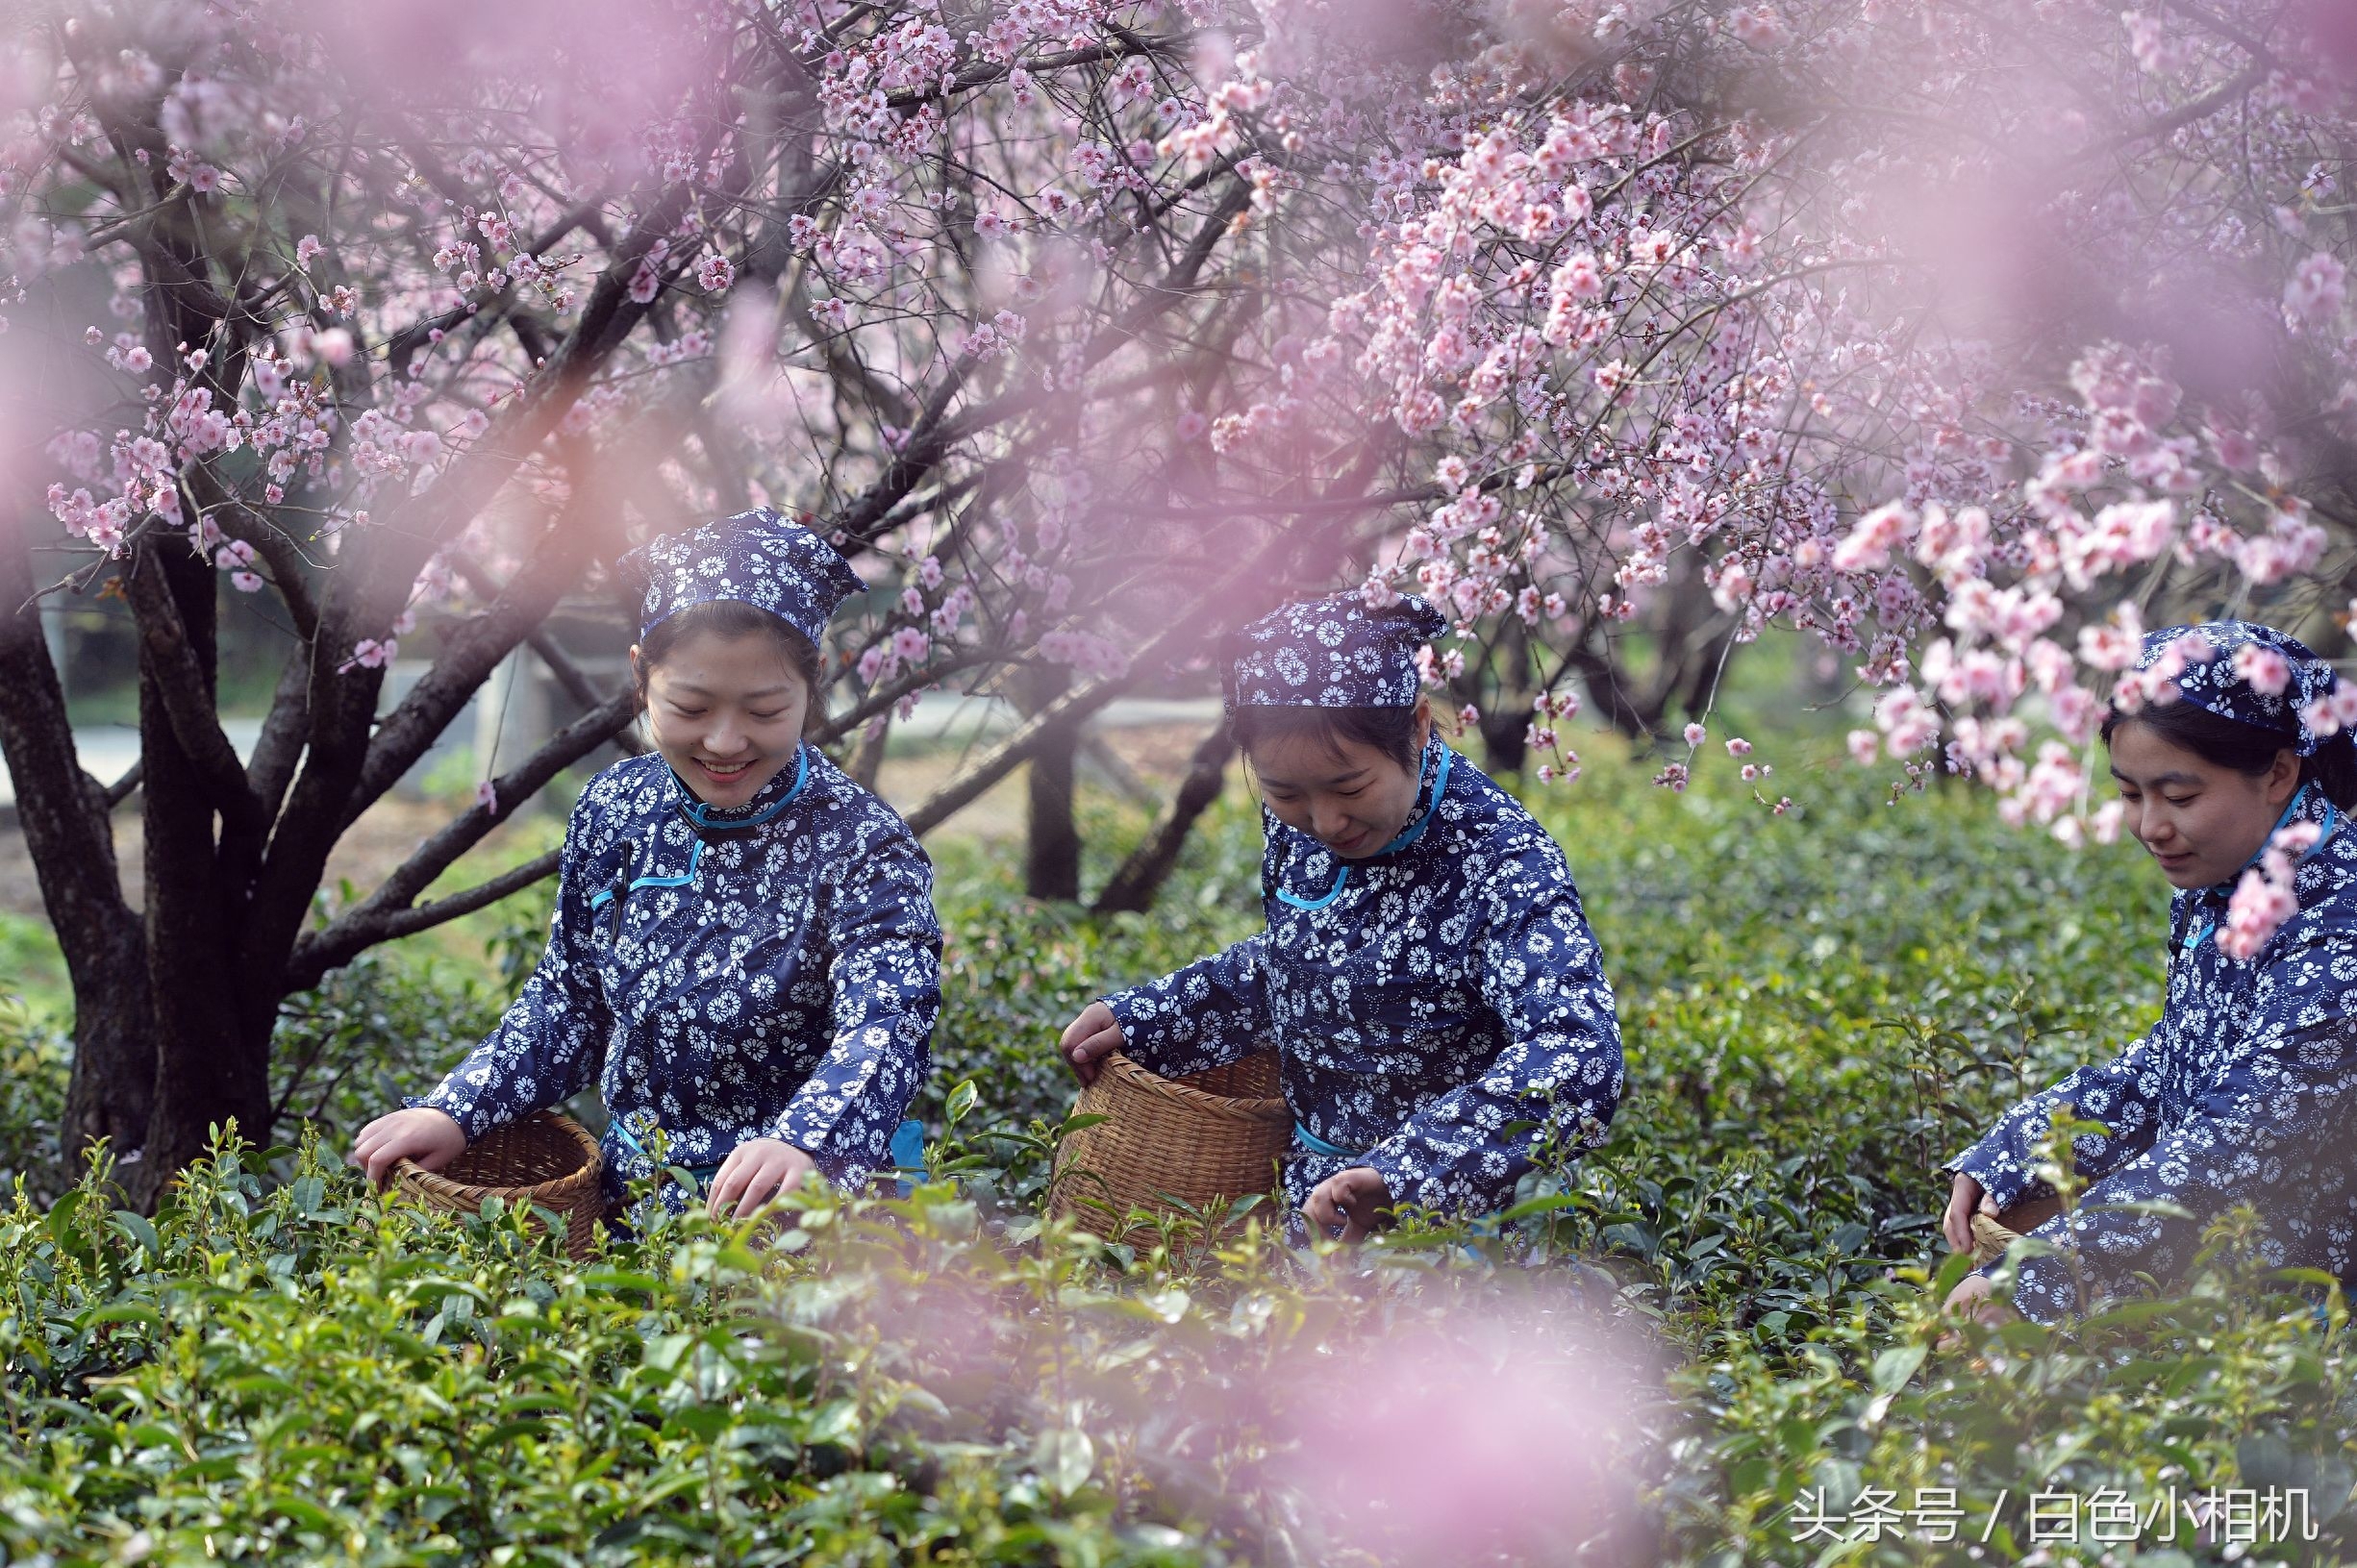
[1298,0,2354,880]
[0,0,1383,1199]
[5,0,2354,1195]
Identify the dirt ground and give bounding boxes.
[0,722,1219,923]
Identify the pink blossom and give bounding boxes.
[697,255,736,292]
[295,234,322,265]
[2217,831,2311,958]
[1550,253,1604,305]
[628,259,662,305]
[2299,684,2357,739]
[1831,502,1913,573]
[1682,722,1706,746]
[2232,643,2291,696]
[1725,736,1752,757]
[476,780,499,814]
[2285,252,2346,325]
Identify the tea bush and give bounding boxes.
[3,759,2354,1564]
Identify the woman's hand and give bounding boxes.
[1059,1001,1125,1084]
[1937,1272,2017,1351]
[350,1108,467,1188]
[1942,1171,1999,1254]
[707,1137,815,1220]
[1302,1167,1392,1243]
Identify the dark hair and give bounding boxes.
[634,599,821,704]
[2101,698,2357,809]
[1228,704,1424,775]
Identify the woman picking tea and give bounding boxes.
[1061,593,1624,1240]
[351,509,940,1220]
[1943,620,2357,1322]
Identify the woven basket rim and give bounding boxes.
[394,1108,604,1206]
[1100,1050,1291,1123]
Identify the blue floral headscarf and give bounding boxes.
[1223,593,1445,715]
[2138,620,2339,755]
[616,508,865,646]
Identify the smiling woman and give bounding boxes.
[348,510,940,1229]
[632,599,822,807]
[1939,620,2357,1324]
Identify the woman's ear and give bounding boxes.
[1413,696,1433,752]
[2267,746,2301,808]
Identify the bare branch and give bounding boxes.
[902,527,1303,836]
[285,848,563,991]
[449,546,647,752]
[287,687,638,988]
[342,474,624,824]
[1091,725,1233,915]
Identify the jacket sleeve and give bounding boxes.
[1363,840,1623,1217]
[1099,813,1283,1078]
[2000,928,2357,1322]
[772,826,941,1188]
[1100,934,1274,1080]
[1940,1023,2171,1209]
[413,791,614,1141]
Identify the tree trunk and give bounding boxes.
[128,545,268,1207]
[1092,727,1234,915]
[846,709,890,789]
[1022,666,1082,901]
[0,529,157,1169]
[1478,706,1531,774]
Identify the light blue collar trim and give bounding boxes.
[673,744,810,834]
[590,748,813,919]
[1293,1122,1366,1160]
[2183,783,2340,954]
[1272,740,1454,912]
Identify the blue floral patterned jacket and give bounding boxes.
[1944,784,2357,1320]
[416,745,940,1206]
[1103,737,1623,1218]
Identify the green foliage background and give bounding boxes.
[4,750,2354,1563]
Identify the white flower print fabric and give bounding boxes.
[1943,784,2357,1321]
[1103,737,1624,1218]
[414,747,940,1210]
[616,508,865,646]
[1223,593,1444,712]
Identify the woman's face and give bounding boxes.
[1248,706,1431,859]
[632,629,810,807]
[2108,718,2300,890]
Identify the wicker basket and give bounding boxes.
[1049,1051,1291,1240]
[1969,1212,2020,1267]
[393,1109,605,1260]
